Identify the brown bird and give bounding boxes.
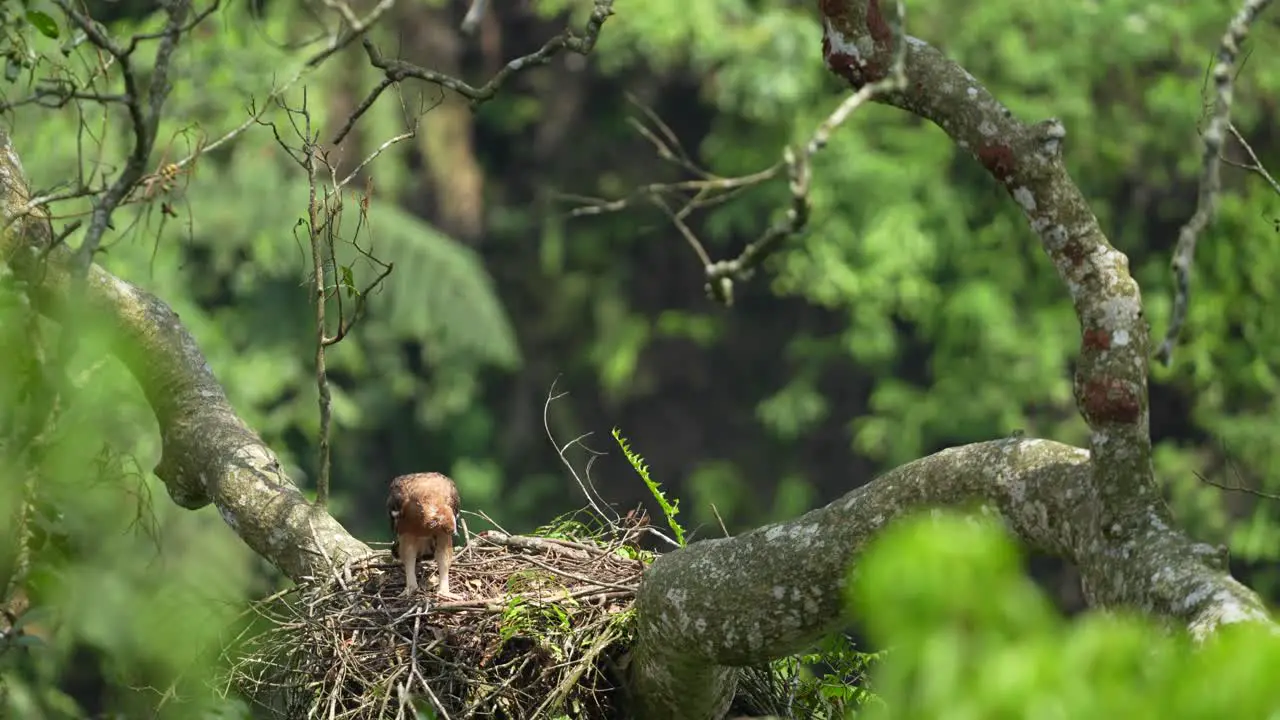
[387,472,462,600]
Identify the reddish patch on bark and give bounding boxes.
[857,55,888,86]
[866,0,893,45]
[1080,377,1141,425]
[1061,239,1088,266]
[824,46,860,84]
[1082,328,1111,351]
[818,0,892,90]
[976,143,1017,180]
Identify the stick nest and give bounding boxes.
[224,526,643,720]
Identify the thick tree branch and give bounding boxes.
[820,0,1159,554]
[0,129,370,582]
[630,439,1273,720]
[627,2,1278,716]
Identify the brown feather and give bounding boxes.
[388,472,463,598]
[388,472,460,559]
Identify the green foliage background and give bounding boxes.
[853,513,1280,719]
[2,0,1279,715]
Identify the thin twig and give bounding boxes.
[544,378,618,523]
[335,0,616,144]
[1156,0,1275,365]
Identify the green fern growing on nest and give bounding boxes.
[611,427,685,547]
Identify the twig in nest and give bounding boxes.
[222,530,643,719]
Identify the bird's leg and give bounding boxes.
[398,536,419,598]
[434,533,461,600]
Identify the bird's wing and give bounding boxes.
[447,478,461,534]
[389,473,459,532]
[387,475,410,559]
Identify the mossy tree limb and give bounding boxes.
[0,129,371,582]
[628,440,1272,719]
[624,0,1277,717]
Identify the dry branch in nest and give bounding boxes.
[222,521,646,720]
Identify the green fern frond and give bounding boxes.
[374,211,520,368]
[139,154,520,370]
[611,427,685,546]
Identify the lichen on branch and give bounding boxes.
[819,0,1156,539]
[629,439,1273,719]
[623,2,1278,717]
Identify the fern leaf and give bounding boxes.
[612,427,685,546]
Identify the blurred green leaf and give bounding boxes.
[25,10,59,39]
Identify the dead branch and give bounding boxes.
[1155,0,1274,365]
[333,0,616,145]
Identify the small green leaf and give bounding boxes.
[340,265,356,297]
[26,10,60,39]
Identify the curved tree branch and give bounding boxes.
[627,0,1277,716]
[1156,0,1274,365]
[629,439,1272,719]
[0,129,371,582]
[821,0,1157,535]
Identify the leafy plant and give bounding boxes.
[851,511,1280,718]
[611,427,686,546]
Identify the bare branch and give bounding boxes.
[703,0,908,304]
[49,0,199,273]
[543,379,618,524]
[307,0,398,69]
[1156,0,1275,365]
[333,0,616,145]
[1196,439,1280,502]
[1196,471,1280,502]
[13,0,396,229]
[0,127,371,579]
[256,82,408,509]
[566,2,909,307]
[302,91,336,511]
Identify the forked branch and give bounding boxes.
[334,0,617,144]
[0,127,371,580]
[626,0,1277,716]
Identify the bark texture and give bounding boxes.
[623,0,1278,716]
[629,441,1272,719]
